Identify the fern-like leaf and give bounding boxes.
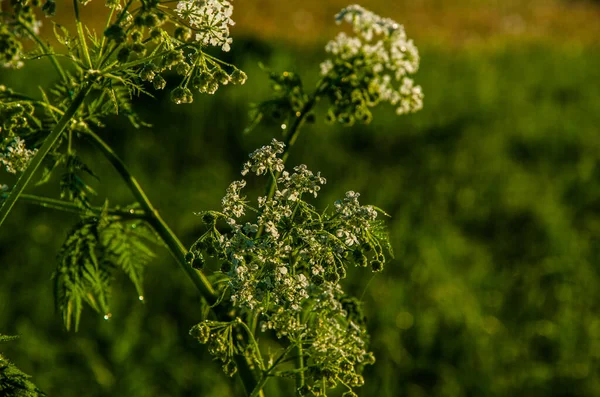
[54,212,157,330]
[0,336,46,396]
[101,221,156,299]
[54,215,112,331]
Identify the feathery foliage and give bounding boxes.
[0,336,45,397]
[54,208,156,331]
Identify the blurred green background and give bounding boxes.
[2,0,600,396]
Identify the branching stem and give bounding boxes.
[16,18,67,82]
[82,129,218,303]
[0,81,94,228]
[13,193,147,219]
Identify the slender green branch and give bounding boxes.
[17,18,67,82]
[295,322,305,394]
[73,0,93,69]
[98,6,117,61]
[0,81,94,228]
[249,375,269,397]
[12,193,147,219]
[236,318,265,371]
[257,82,327,238]
[82,129,218,303]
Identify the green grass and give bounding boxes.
[1,39,600,396]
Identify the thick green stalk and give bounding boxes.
[83,130,218,303]
[0,82,93,228]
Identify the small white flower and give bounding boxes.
[221,180,246,218]
[0,137,37,174]
[242,139,285,177]
[176,0,236,51]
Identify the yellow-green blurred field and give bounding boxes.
[2,1,600,396]
[48,0,600,46]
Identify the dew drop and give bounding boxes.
[138,295,144,301]
[281,124,287,130]
[103,313,112,320]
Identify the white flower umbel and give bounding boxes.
[175,0,235,51]
[321,5,424,119]
[241,138,285,176]
[191,139,392,393]
[0,137,37,174]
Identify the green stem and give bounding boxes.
[99,6,117,61]
[0,82,93,228]
[82,129,218,303]
[17,18,67,82]
[295,327,305,394]
[12,193,147,219]
[236,318,265,371]
[249,375,269,397]
[73,0,93,69]
[256,83,326,238]
[268,83,326,200]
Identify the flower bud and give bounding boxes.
[170,86,193,104]
[139,63,157,82]
[152,75,166,90]
[117,47,131,63]
[230,69,247,85]
[104,24,126,43]
[42,0,56,16]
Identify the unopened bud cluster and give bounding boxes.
[138,56,246,104]
[320,5,424,125]
[100,0,245,104]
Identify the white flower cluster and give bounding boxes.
[175,0,235,51]
[221,180,246,218]
[206,140,386,329]
[0,137,37,174]
[192,139,389,391]
[335,191,377,224]
[321,5,424,115]
[277,164,326,200]
[241,138,285,176]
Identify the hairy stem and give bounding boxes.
[0,82,93,228]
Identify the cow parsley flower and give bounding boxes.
[221,180,246,218]
[321,5,423,122]
[175,0,235,51]
[241,138,285,176]
[0,137,37,174]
